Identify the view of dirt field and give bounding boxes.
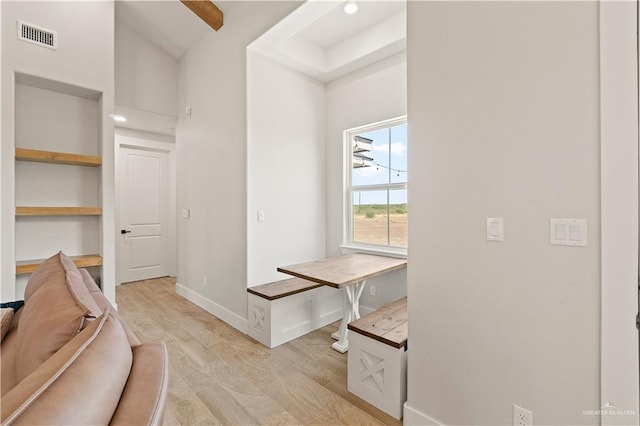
[354,212,407,247]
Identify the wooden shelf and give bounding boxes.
[16,206,102,216]
[15,148,101,167]
[16,254,102,275]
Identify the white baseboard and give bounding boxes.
[175,283,248,333]
[403,403,445,426]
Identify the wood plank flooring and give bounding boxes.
[116,277,401,426]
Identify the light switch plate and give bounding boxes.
[486,218,504,242]
[550,218,587,246]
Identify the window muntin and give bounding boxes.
[345,117,408,251]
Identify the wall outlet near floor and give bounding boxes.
[369,285,376,296]
[203,276,208,287]
[513,404,532,426]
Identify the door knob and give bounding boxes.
[121,229,131,234]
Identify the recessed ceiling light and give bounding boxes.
[344,2,358,14]
[109,114,127,123]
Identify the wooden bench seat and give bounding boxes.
[247,278,343,348]
[347,297,407,349]
[347,297,408,419]
[247,277,323,300]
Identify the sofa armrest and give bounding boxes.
[110,341,169,426]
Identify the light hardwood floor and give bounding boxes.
[116,277,401,426]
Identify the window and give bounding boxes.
[344,117,408,253]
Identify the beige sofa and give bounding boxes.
[0,252,168,425]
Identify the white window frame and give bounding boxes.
[341,116,408,258]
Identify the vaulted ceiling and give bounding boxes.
[116,0,406,79]
[115,0,231,59]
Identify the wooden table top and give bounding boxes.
[277,253,407,289]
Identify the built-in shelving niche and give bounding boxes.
[14,73,104,293]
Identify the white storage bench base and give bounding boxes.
[347,297,408,419]
[247,278,343,348]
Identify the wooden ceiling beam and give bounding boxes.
[180,0,224,31]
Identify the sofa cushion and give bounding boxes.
[1,327,19,396]
[1,310,23,396]
[1,308,133,425]
[1,308,14,341]
[14,252,102,382]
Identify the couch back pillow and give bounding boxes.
[23,252,64,302]
[1,309,133,425]
[14,252,102,382]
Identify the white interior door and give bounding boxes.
[119,147,169,283]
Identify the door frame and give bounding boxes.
[115,129,177,286]
[600,0,640,423]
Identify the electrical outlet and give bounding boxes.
[513,405,532,426]
[369,285,376,296]
[203,276,207,287]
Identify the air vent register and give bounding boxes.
[17,20,57,50]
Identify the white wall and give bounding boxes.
[176,1,301,331]
[115,19,177,118]
[1,1,115,304]
[406,2,602,425]
[326,53,407,311]
[600,2,639,424]
[246,51,326,286]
